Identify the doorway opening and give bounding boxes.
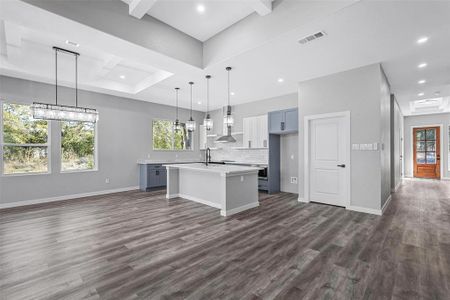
[413,126,441,179]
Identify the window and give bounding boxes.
[1,102,50,175]
[415,128,436,164]
[448,126,450,171]
[152,119,193,150]
[61,121,96,171]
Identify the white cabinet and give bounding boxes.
[243,115,268,149]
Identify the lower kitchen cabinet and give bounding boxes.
[139,164,167,191]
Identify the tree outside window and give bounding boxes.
[61,121,96,171]
[153,119,192,150]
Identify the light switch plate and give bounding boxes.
[291,177,298,184]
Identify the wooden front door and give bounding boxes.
[413,126,440,179]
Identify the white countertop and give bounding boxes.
[165,163,261,175]
[137,159,200,164]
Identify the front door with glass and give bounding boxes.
[413,126,440,179]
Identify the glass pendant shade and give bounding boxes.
[223,114,234,127]
[186,117,196,132]
[173,119,182,132]
[32,102,98,123]
[204,114,213,131]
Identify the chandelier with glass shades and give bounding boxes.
[203,75,213,131]
[185,82,196,132]
[32,46,99,123]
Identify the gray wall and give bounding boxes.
[0,75,204,205]
[403,113,450,179]
[391,95,404,191]
[298,64,390,210]
[208,93,298,193]
[379,68,391,208]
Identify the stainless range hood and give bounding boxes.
[216,125,236,143]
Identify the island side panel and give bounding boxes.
[178,169,224,209]
[222,172,259,216]
[166,167,179,199]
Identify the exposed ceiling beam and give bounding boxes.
[248,0,272,16]
[128,0,157,19]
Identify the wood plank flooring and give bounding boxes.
[1,179,449,299]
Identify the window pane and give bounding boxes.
[416,152,425,164]
[426,141,436,151]
[3,146,48,174]
[153,120,173,150]
[426,152,436,164]
[416,141,425,151]
[61,121,95,171]
[415,130,425,141]
[2,103,48,144]
[425,129,435,140]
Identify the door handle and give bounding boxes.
[337,164,346,168]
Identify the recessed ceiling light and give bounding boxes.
[277,78,284,83]
[65,40,79,47]
[230,92,235,96]
[196,4,205,14]
[197,101,202,105]
[418,79,426,84]
[417,92,424,96]
[119,75,126,79]
[434,91,440,96]
[418,62,427,68]
[416,37,428,44]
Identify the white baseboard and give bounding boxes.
[441,177,450,181]
[0,186,139,210]
[221,202,259,217]
[346,205,382,216]
[381,194,392,214]
[298,197,308,203]
[177,193,222,209]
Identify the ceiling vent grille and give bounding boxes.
[298,31,326,45]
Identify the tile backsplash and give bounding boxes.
[210,142,268,164]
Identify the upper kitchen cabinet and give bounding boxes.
[243,115,268,149]
[268,108,298,134]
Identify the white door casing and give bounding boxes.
[304,111,350,207]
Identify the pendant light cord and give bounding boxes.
[175,88,179,120]
[227,67,230,106]
[75,54,78,107]
[189,82,194,119]
[206,76,210,115]
[55,49,58,105]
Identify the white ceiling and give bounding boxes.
[1,0,449,116]
[132,0,257,42]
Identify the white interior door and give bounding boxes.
[308,115,349,207]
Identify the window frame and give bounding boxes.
[1,100,52,176]
[60,121,98,174]
[152,119,194,152]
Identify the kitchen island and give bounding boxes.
[165,163,261,216]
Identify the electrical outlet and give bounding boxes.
[240,176,244,182]
[105,178,110,184]
[290,177,298,184]
[290,154,295,160]
[147,153,151,158]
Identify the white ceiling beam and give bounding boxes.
[128,0,158,19]
[248,0,272,16]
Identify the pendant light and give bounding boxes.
[186,81,196,132]
[32,46,98,123]
[203,75,213,131]
[216,67,236,143]
[173,87,182,132]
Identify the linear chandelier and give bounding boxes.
[32,46,99,123]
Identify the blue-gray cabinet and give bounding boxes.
[268,108,298,134]
[139,164,167,191]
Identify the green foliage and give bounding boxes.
[153,119,191,150]
[61,121,95,171]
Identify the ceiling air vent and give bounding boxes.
[298,31,327,45]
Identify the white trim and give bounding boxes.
[298,197,308,203]
[220,202,259,217]
[410,124,443,179]
[304,111,351,207]
[381,194,392,214]
[177,193,222,209]
[0,186,139,209]
[347,205,382,216]
[441,177,450,181]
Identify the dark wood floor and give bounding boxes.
[1,180,449,300]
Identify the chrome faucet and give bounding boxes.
[205,147,211,166]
